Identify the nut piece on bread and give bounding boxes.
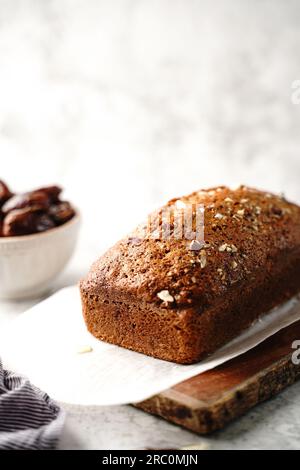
[80,186,300,364]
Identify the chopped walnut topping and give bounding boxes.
[219,243,238,253]
[199,250,207,268]
[236,209,245,216]
[283,208,292,215]
[217,268,226,281]
[240,198,249,204]
[214,213,224,220]
[224,197,233,203]
[255,206,261,215]
[191,276,197,283]
[189,240,203,251]
[232,261,238,269]
[219,243,228,252]
[157,290,174,302]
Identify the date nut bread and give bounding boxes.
[80,186,300,364]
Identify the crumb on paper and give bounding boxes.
[77,345,93,354]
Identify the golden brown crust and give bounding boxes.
[80,186,300,364]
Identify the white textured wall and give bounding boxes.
[1,0,300,265]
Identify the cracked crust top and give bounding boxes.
[80,186,300,312]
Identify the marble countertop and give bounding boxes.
[58,382,300,450]
[1,0,300,449]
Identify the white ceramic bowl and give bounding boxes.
[0,213,80,300]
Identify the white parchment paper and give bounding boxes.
[0,286,299,406]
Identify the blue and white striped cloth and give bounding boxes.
[0,360,65,450]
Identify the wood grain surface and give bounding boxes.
[135,320,300,434]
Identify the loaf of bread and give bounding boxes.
[80,186,300,364]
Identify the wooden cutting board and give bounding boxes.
[135,320,300,434]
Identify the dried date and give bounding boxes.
[0,180,75,236]
[2,207,44,237]
[49,201,75,225]
[35,214,56,233]
[2,191,50,214]
[33,185,62,203]
[0,180,13,206]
